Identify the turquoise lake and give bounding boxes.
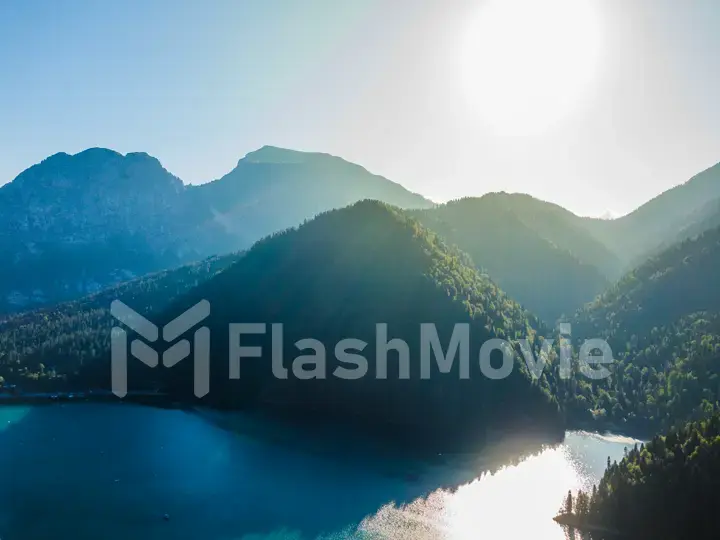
[0,404,636,539]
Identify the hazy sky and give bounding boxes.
[1,0,719,217]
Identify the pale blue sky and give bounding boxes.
[1,0,719,216]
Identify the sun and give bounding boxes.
[460,0,603,136]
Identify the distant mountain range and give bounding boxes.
[0,146,431,314]
[2,145,719,325]
[1,150,720,447]
[580,161,720,270]
[2,143,720,531]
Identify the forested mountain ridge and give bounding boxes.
[2,195,719,440]
[3,145,718,324]
[0,252,244,388]
[573,224,720,348]
[3,146,720,445]
[563,226,720,434]
[477,193,623,277]
[148,200,563,449]
[412,195,611,323]
[0,146,431,315]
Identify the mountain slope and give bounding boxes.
[412,195,611,322]
[662,196,720,249]
[0,252,244,389]
[573,225,720,347]
[477,193,623,278]
[0,149,197,312]
[0,146,432,315]
[190,145,432,247]
[582,161,720,265]
[567,227,720,433]
[151,200,562,449]
[567,310,720,433]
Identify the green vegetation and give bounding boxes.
[0,252,242,389]
[4,196,720,443]
[413,195,611,322]
[574,225,720,346]
[3,145,720,535]
[2,155,720,452]
[568,312,720,434]
[154,200,563,449]
[564,227,720,433]
[566,414,720,539]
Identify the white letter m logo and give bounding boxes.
[110,300,210,398]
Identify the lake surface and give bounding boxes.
[0,404,637,540]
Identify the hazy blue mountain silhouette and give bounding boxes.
[190,145,432,247]
[582,161,720,269]
[0,146,431,315]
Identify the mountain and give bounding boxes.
[412,194,613,322]
[571,413,720,539]
[0,146,432,315]
[0,200,565,450]
[582,161,720,266]
[144,200,562,449]
[567,227,720,433]
[659,196,720,251]
[477,193,624,278]
[566,310,720,433]
[0,149,197,313]
[191,146,433,247]
[0,251,244,389]
[573,225,720,347]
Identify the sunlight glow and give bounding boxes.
[355,445,588,540]
[461,0,604,135]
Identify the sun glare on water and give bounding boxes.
[460,0,604,136]
[354,444,593,540]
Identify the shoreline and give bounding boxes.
[554,513,624,537]
[0,390,651,456]
[0,390,178,408]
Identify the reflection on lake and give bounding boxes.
[0,404,636,540]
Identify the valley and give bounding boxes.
[4,2,720,537]
[0,147,719,538]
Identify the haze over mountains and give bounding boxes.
[3,145,719,324]
[581,161,720,267]
[2,145,720,455]
[0,146,430,314]
[412,195,616,322]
